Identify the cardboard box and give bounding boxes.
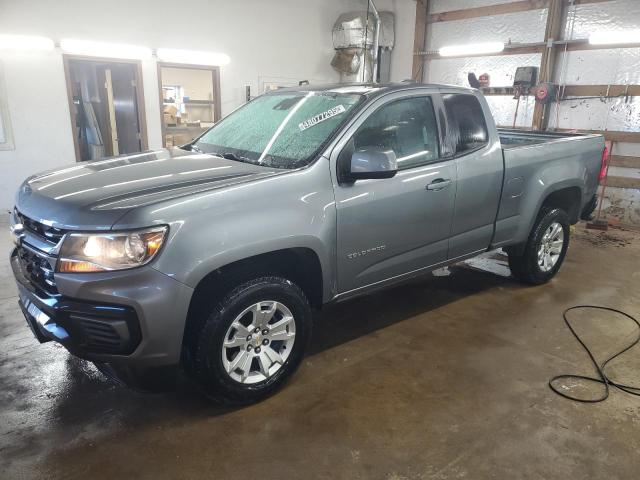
[172,133,191,145]
[163,105,178,116]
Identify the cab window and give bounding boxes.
[350,96,439,170]
[442,94,488,155]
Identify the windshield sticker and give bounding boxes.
[298,105,346,131]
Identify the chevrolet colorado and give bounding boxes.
[10,83,606,404]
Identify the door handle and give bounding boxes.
[426,178,451,191]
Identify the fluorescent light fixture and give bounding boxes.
[60,39,152,59]
[157,48,230,66]
[589,29,640,45]
[0,34,54,51]
[439,42,504,57]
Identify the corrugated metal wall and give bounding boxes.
[423,0,640,226]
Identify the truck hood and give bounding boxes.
[15,148,283,230]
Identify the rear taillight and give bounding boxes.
[599,145,609,183]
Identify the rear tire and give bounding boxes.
[508,208,570,285]
[187,276,312,405]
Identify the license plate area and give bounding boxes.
[22,296,51,326]
[19,290,70,342]
[18,295,52,344]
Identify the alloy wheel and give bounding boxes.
[537,221,564,272]
[221,301,296,384]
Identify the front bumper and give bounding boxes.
[11,247,194,369]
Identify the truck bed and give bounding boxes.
[498,128,600,149]
[491,127,605,249]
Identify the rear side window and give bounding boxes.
[442,94,488,155]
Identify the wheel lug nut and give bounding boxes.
[255,347,261,353]
[254,327,260,333]
[247,345,253,351]
[263,339,269,345]
[246,335,252,341]
[262,329,269,335]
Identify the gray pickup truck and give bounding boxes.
[10,83,606,403]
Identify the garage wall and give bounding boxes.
[0,0,413,212]
[551,1,640,226]
[422,0,640,227]
[425,0,547,127]
[375,0,417,82]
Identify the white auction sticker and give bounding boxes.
[298,105,346,131]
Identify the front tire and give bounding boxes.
[508,208,570,285]
[188,276,312,405]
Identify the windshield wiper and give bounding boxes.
[184,146,253,164]
[215,152,252,163]
[180,143,203,153]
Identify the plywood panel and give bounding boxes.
[609,155,640,168]
[605,176,640,188]
[428,0,548,23]
[412,0,428,81]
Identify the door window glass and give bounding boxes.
[442,94,488,155]
[351,96,439,170]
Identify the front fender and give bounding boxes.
[168,232,332,296]
[113,159,337,302]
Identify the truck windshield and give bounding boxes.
[194,91,364,169]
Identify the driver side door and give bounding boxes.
[331,92,457,295]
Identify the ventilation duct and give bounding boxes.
[331,9,395,83]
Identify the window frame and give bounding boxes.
[440,93,490,159]
[157,62,222,149]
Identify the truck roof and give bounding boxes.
[269,82,477,98]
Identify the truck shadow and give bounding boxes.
[308,263,514,356]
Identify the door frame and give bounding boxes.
[156,62,222,147]
[328,89,458,297]
[328,89,452,187]
[62,54,149,162]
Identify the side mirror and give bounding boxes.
[348,147,398,181]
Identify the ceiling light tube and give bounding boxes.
[588,29,640,45]
[157,48,230,66]
[60,39,152,59]
[439,42,505,57]
[0,34,55,51]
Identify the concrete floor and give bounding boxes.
[1,223,639,480]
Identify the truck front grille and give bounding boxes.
[15,209,66,245]
[16,246,58,295]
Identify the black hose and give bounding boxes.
[549,306,640,402]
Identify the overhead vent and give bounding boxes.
[331,10,395,83]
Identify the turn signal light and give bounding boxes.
[57,260,105,273]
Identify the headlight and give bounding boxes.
[57,226,168,273]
